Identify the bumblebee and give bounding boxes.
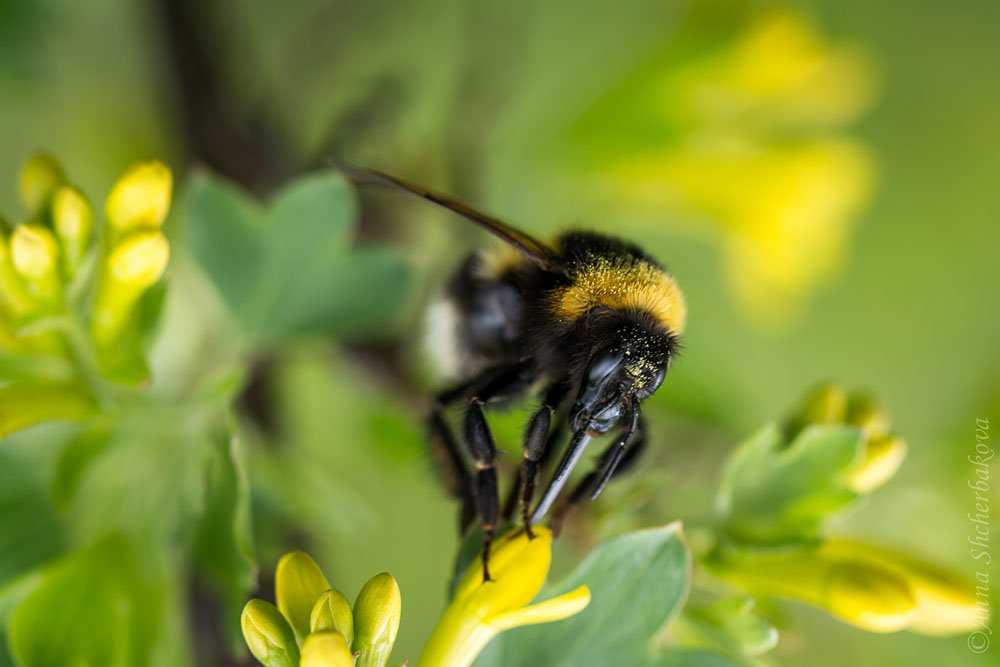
[350,168,686,580]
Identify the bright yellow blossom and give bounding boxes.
[418,527,591,667]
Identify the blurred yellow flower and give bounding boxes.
[594,6,876,329]
[418,527,590,667]
[706,539,980,635]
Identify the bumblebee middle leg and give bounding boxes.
[431,364,537,581]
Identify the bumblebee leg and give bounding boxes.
[517,381,569,538]
[428,365,533,532]
[464,398,500,581]
[435,363,537,581]
[428,409,475,532]
[551,415,646,535]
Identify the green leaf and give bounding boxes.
[184,170,411,342]
[51,425,111,510]
[652,649,745,667]
[8,535,161,667]
[714,423,863,546]
[192,436,257,650]
[184,171,266,321]
[673,596,777,658]
[0,450,66,585]
[475,522,691,667]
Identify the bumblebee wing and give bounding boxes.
[340,164,557,270]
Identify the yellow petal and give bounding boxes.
[845,435,906,493]
[105,161,172,231]
[310,589,354,645]
[451,527,553,619]
[825,562,916,632]
[107,230,169,289]
[52,186,94,274]
[19,153,66,217]
[822,540,983,635]
[241,599,300,667]
[486,585,591,631]
[353,572,401,667]
[300,631,354,667]
[10,224,58,280]
[275,551,331,643]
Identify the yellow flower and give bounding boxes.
[588,6,876,329]
[104,161,172,233]
[241,599,301,667]
[10,224,62,306]
[300,631,354,667]
[353,573,401,667]
[52,185,94,276]
[706,539,980,635]
[90,230,169,347]
[275,551,332,644]
[821,540,983,636]
[18,153,66,218]
[310,589,354,645]
[418,527,591,667]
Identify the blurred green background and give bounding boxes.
[0,0,997,665]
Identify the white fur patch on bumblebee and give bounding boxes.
[424,297,463,380]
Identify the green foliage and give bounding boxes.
[672,596,777,660]
[475,524,691,667]
[8,536,160,667]
[192,436,257,649]
[0,450,65,585]
[714,423,863,546]
[184,171,412,343]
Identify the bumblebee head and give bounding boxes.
[569,312,676,435]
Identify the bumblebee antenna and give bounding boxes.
[335,162,556,271]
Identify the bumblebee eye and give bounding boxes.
[586,350,623,386]
[639,364,667,398]
[650,365,666,391]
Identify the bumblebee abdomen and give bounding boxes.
[425,246,530,379]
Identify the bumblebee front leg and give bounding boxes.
[464,398,501,581]
[552,413,646,535]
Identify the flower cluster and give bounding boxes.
[243,529,590,667]
[242,552,401,667]
[706,384,979,635]
[0,153,171,437]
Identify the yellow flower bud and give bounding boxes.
[300,631,354,667]
[241,599,300,667]
[19,153,66,217]
[419,528,590,667]
[52,185,94,275]
[821,540,982,636]
[0,238,35,316]
[104,161,172,232]
[353,572,401,667]
[825,562,916,632]
[845,393,890,440]
[10,224,61,305]
[275,551,332,643]
[786,383,847,438]
[91,231,169,346]
[707,539,981,637]
[846,435,906,493]
[310,589,354,645]
[108,230,169,288]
